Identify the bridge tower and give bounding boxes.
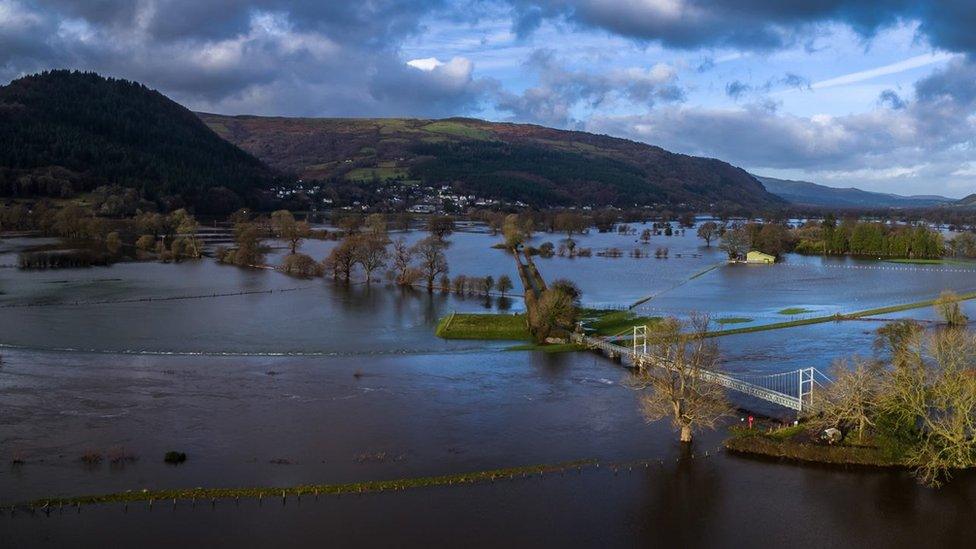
[798,367,815,412]
[633,325,647,356]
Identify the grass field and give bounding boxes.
[777,307,814,315]
[422,121,492,140]
[884,258,976,266]
[581,309,662,337]
[344,166,409,182]
[714,317,753,325]
[435,313,531,340]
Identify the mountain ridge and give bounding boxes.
[755,175,953,208]
[199,114,785,209]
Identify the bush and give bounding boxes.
[164,451,187,464]
[279,253,323,277]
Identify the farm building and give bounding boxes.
[746,251,775,264]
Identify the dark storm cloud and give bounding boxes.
[506,1,976,55]
[0,0,489,117]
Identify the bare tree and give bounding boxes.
[808,357,882,442]
[627,315,733,443]
[719,224,751,260]
[324,239,356,281]
[696,221,719,246]
[391,237,414,284]
[413,236,449,292]
[935,290,968,327]
[271,210,310,255]
[496,274,514,296]
[352,235,388,283]
[427,215,455,241]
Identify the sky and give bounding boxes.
[1,1,975,198]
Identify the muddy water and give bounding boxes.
[3,227,976,547]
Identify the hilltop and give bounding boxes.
[0,71,274,213]
[199,114,784,210]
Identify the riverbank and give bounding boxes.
[723,425,901,468]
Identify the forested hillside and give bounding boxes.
[200,115,784,209]
[0,71,274,213]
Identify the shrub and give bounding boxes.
[279,253,323,277]
[164,451,187,464]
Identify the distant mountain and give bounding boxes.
[755,175,953,208]
[200,114,785,209]
[0,71,274,213]
[955,194,976,208]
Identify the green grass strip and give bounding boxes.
[435,313,531,340]
[705,290,976,338]
[506,342,583,353]
[777,307,814,315]
[14,459,598,509]
[714,317,753,325]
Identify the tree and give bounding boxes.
[427,215,455,241]
[105,231,122,254]
[876,328,976,486]
[280,253,323,277]
[170,209,202,258]
[365,213,388,237]
[391,237,414,285]
[554,212,587,241]
[497,274,514,296]
[353,234,388,283]
[482,275,495,296]
[809,358,883,442]
[531,286,578,342]
[696,221,719,246]
[640,228,652,244]
[719,224,751,260]
[502,213,532,250]
[271,210,310,254]
[626,315,733,443]
[324,239,356,281]
[413,236,449,291]
[136,234,156,252]
[221,222,264,267]
[935,290,968,327]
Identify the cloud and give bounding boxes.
[0,0,489,117]
[878,89,906,110]
[494,48,684,126]
[586,57,976,194]
[507,1,976,57]
[725,80,750,100]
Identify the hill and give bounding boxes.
[756,175,952,209]
[199,115,784,209]
[0,71,274,213]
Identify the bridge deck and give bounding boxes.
[572,333,804,411]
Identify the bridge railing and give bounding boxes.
[572,332,829,411]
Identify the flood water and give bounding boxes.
[3,224,976,548]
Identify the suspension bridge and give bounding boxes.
[570,328,831,412]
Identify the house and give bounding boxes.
[746,250,775,264]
